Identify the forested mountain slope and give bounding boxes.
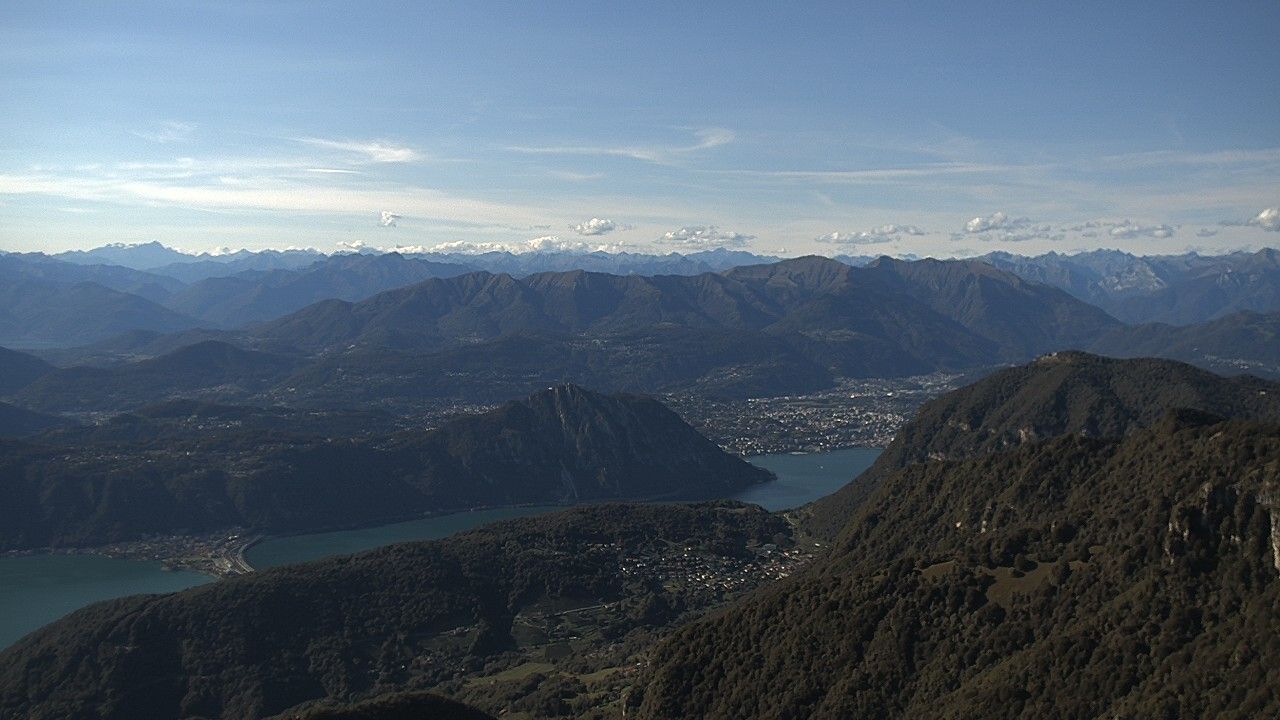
[800,353,1280,540]
[633,413,1280,719]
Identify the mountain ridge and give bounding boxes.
[0,384,771,548]
[800,352,1280,540]
[252,256,1119,368]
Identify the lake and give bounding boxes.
[0,555,209,649]
[248,446,881,568]
[0,446,880,649]
[247,506,565,569]
[734,446,881,511]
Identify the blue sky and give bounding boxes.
[1,1,1277,256]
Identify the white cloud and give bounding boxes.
[958,213,1044,241]
[816,224,926,245]
[569,217,620,236]
[1104,220,1176,239]
[526,235,609,252]
[1249,207,1280,231]
[657,225,754,249]
[964,211,1031,233]
[957,213,1064,243]
[379,211,401,227]
[393,235,624,255]
[295,137,420,163]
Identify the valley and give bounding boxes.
[4,353,1278,718]
[1,248,1279,719]
[5,6,1277,717]
[0,447,880,653]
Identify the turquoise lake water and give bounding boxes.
[0,554,209,649]
[0,446,881,649]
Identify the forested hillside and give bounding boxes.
[633,414,1280,719]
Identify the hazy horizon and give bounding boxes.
[3,237,1279,263]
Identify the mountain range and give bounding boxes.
[5,243,1276,348]
[0,255,1127,410]
[0,247,784,347]
[45,242,780,279]
[980,248,1280,325]
[2,244,1279,418]
[0,275,199,349]
[13,340,301,412]
[1091,310,1280,378]
[159,253,474,327]
[252,256,1115,362]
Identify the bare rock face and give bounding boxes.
[1255,481,1280,572]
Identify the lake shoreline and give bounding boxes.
[2,531,263,579]
[0,447,882,651]
[0,446,885,580]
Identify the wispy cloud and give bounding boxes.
[130,121,196,144]
[547,170,605,182]
[509,127,734,164]
[719,163,1026,185]
[379,211,401,227]
[1089,147,1280,170]
[0,171,557,229]
[295,137,420,163]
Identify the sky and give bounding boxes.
[1,1,1278,258]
